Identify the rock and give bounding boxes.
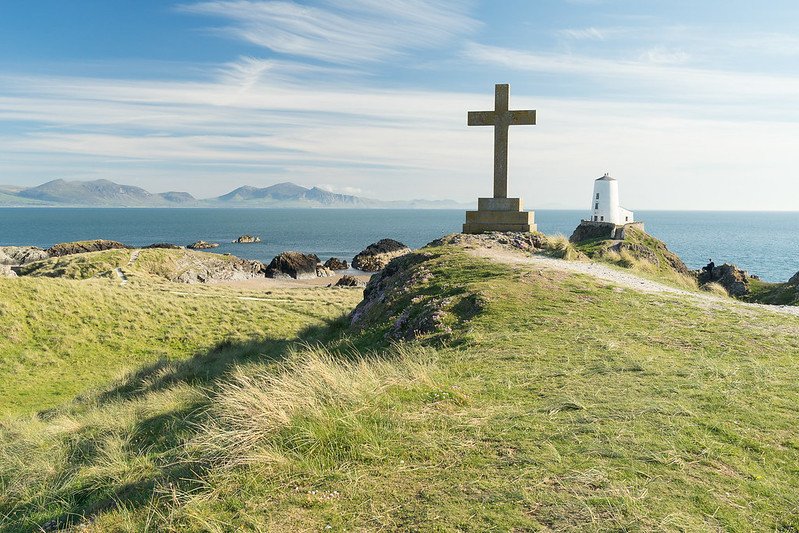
[352,239,411,272]
[324,257,349,270]
[0,265,17,278]
[145,243,182,249]
[700,263,751,297]
[350,252,456,340]
[46,240,129,257]
[335,274,366,287]
[0,246,49,265]
[608,242,659,266]
[428,232,547,253]
[789,271,799,285]
[569,221,617,243]
[173,255,266,284]
[265,251,321,279]
[233,235,261,244]
[316,265,335,277]
[187,241,220,250]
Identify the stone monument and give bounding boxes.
[463,83,537,234]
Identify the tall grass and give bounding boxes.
[193,343,438,470]
[542,235,581,261]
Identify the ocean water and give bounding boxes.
[0,208,797,282]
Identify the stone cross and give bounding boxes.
[468,84,536,199]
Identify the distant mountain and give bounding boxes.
[0,179,467,209]
[15,179,197,207]
[213,182,371,207]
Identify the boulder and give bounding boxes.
[265,252,321,280]
[46,240,128,257]
[0,246,49,265]
[335,274,366,287]
[173,256,266,284]
[316,265,335,278]
[700,263,751,297]
[145,243,182,249]
[187,241,220,250]
[352,239,411,272]
[323,257,349,270]
[789,271,799,285]
[0,265,17,278]
[233,235,261,244]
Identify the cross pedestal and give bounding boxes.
[463,197,536,233]
[462,84,537,234]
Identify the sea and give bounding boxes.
[0,208,797,282]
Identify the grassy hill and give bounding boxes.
[2,239,799,530]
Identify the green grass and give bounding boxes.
[18,248,244,281]
[747,278,799,306]
[0,275,361,416]
[3,243,799,530]
[573,227,699,291]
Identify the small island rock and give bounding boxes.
[187,241,220,250]
[352,239,411,272]
[233,235,261,244]
[0,265,18,278]
[324,257,349,270]
[266,251,321,279]
[46,240,129,257]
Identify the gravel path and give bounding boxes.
[469,246,799,318]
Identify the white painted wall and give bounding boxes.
[590,173,633,224]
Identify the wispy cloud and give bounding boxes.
[557,27,608,40]
[180,0,478,64]
[464,42,799,107]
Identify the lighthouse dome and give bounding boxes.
[596,173,616,181]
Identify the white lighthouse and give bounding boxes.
[590,173,633,225]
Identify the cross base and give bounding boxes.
[463,197,537,234]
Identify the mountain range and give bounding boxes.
[0,179,468,208]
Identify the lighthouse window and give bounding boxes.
[595,203,599,209]
[595,193,599,200]
[600,216,604,221]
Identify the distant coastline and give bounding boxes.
[0,179,470,209]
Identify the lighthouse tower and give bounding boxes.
[590,173,633,225]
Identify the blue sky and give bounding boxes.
[1,1,798,209]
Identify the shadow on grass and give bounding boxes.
[21,315,352,532]
[87,314,350,408]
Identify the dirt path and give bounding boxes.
[113,267,128,286]
[469,246,799,318]
[127,249,141,267]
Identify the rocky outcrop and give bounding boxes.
[145,243,182,249]
[569,221,617,243]
[0,265,17,278]
[187,241,220,250]
[349,252,472,341]
[265,252,321,279]
[173,256,265,284]
[324,257,349,270]
[352,239,411,272]
[429,232,548,253]
[0,246,49,265]
[46,240,128,257]
[700,263,751,297]
[335,274,366,287]
[789,271,799,285]
[233,235,261,243]
[316,265,335,278]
